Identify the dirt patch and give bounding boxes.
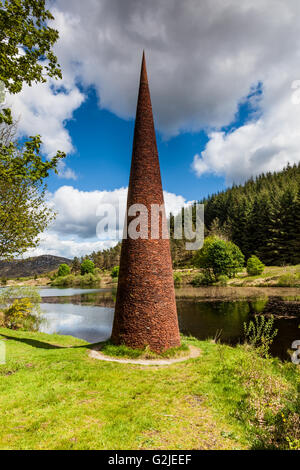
[7,277,50,287]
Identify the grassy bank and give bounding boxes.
[229,265,300,287]
[0,328,299,450]
[173,264,300,288]
[2,264,300,289]
[2,271,115,288]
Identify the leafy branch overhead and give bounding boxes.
[0,0,61,95]
[0,1,64,259]
[1,134,65,183]
[0,134,65,259]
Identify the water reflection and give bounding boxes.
[177,300,249,344]
[38,287,299,361]
[39,287,106,297]
[40,303,113,343]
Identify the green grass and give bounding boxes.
[100,340,189,359]
[227,264,300,287]
[175,265,300,288]
[0,328,299,450]
[51,273,102,288]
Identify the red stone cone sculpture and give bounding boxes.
[111,52,181,352]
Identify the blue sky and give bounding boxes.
[8,0,300,258]
[47,79,262,201]
[47,87,225,202]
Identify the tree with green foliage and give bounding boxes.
[0,1,65,259]
[246,255,265,276]
[89,244,122,270]
[80,259,95,275]
[111,265,119,278]
[196,164,300,265]
[0,285,41,330]
[194,236,244,282]
[0,135,65,258]
[0,0,61,122]
[71,256,81,274]
[84,165,300,269]
[57,263,71,277]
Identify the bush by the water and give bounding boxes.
[247,255,265,276]
[173,272,182,286]
[194,236,244,283]
[0,287,41,331]
[80,259,95,275]
[51,274,76,287]
[57,263,71,277]
[51,272,101,287]
[190,273,211,286]
[111,266,119,278]
[216,275,229,286]
[244,315,278,358]
[277,272,300,287]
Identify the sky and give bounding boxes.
[6,0,300,259]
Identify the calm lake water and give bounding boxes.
[38,286,300,361]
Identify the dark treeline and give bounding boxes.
[198,163,300,265]
[80,164,300,270]
[73,244,122,272]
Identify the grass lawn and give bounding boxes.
[0,328,299,450]
[228,264,300,287]
[173,265,300,288]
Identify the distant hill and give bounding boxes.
[0,255,72,279]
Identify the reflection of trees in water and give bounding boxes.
[41,288,299,360]
[41,290,117,308]
[177,296,299,360]
[249,296,300,318]
[177,300,250,344]
[248,298,268,314]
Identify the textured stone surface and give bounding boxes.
[111,52,181,352]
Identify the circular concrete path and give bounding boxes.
[89,345,201,366]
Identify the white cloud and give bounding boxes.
[48,0,300,180]
[7,1,300,186]
[50,1,300,129]
[26,185,192,258]
[192,78,300,184]
[8,79,84,157]
[57,161,78,180]
[26,232,116,259]
[48,185,190,239]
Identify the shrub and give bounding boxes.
[190,273,211,286]
[80,259,95,275]
[0,287,41,331]
[173,272,182,286]
[247,255,265,276]
[57,263,71,277]
[243,315,278,358]
[51,274,77,287]
[80,273,97,286]
[194,236,244,282]
[277,273,300,287]
[1,277,7,286]
[51,272,101,287]
[217,275,229,286]
[111,266,120,278]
